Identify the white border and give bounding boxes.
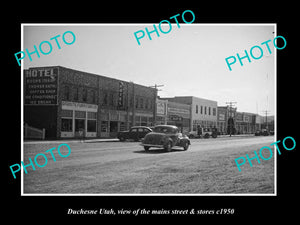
[21,23,277,196]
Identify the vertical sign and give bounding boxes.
[24,68,58,105]
[118,81,124,108]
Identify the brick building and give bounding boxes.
[217,106,237,134]
[217,106,261,135]
[235,111,257,134]
[24,66,156,139]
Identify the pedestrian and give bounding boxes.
[79,128,84,143]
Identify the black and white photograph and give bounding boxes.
[21,23,276,195]
[5,5,298,220]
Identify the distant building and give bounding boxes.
[217,106,237,134]
[235,111,256,134]
[156,98,191,133]
[161,96,217,132]
[218,106,269,134]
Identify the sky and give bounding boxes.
[22,24,275,116]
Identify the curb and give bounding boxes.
[24,139,120,145]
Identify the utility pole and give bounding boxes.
[149,84,164,126]
[262,110,270,131]
[226,101,237,137]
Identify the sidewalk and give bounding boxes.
[24,138,120,145]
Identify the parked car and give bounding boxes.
[255,129,270,136]
[188,127,218,138]
[141,125,190,152]
[117,126,152,141]
[255,130,262,136]
[262,129,270,136]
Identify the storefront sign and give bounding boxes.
[157,100,167,115]
[118,81,124,108]
[62,101,98,112]
[243,115,250,123]
[236,113,243,122]
[169,115,182,121]
[168,107,189,116]
[24,68,58,105]
[218,113,225,121]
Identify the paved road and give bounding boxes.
[23,135,275,194]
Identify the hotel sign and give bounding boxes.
[24,68,58,105]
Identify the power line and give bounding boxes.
[149,84,164,125]
[261,110,270,130]
[149,84,164,92]
[225,101,237,137]
[225,101,237,117]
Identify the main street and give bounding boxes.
[23,135,275,194]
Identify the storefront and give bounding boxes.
[60,101,98,138]
[166,101,191,133]
[99,110,128,138]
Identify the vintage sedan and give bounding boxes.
[117,126,152,141]
[141,125,190,152]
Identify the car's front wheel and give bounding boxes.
[144,146,150,151]
[183,141,189,150]
[164,141,172,152]
[119,137,125,142]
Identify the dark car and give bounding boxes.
[141,125,191,152]
[255,130,262,136]
[117,126,152,141]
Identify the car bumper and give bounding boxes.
[140,143,164,148]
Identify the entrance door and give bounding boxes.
[75,119,85,137]
[110,121,118,138]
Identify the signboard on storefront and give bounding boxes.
[62,101,98,112]
[24,68,58,105]
[243,115,250,122]
[156,100,167,115]
[168,107,190,116]
[169,115,182,121]
[236,113,243,122]
[218,113,225,121]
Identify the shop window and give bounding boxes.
[87,120,96,132]
[141,116,147,123]
[61,110,72,118]
[87,112,97,119]
[75,110,85,118]
[61,118,72,132]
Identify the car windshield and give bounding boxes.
[153,126,177,134]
